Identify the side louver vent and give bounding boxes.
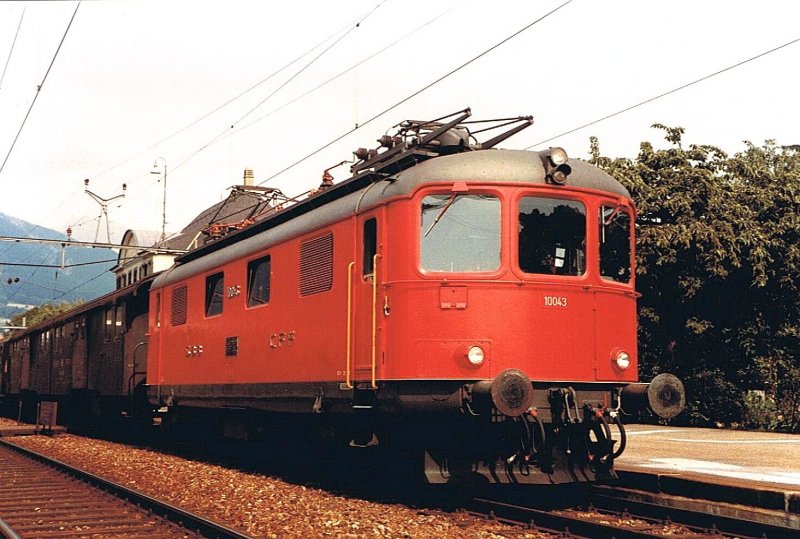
[299,233,333,296]
[171,285,188,326]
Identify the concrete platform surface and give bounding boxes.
[618,424,800,490]
[0,423,67,437]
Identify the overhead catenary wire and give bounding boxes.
[4,279,66,297]
[63,0,453,244]
[87,2,387,183]
[9,4,797,310]
[199,0,574,227]
[2,251,134,304]
[215,2,463,141]
[0,4,26,91]
[61,1,390,245]
[230,0,389,132]
[209,24,798,230]
[49,268,110,301]
[0,255,133,269]
[168,0,390,178]
[0,1,80,178]
[257,0,576,186]
[2,247,63,305]
[525,37,800,149]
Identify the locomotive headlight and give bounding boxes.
[613,349,631,371]
[539,147,571,185]
[551,165,571,185]
[466,345,485,366]
[549,147,568,166]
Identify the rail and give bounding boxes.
[0,517,21,539]
[0,439,253,539]
[467,484,798,538]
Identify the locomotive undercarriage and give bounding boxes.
[418,386,624,485]
[400,370,683,485]
[147,370,683,485]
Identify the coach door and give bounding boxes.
[0,346,8,395]
[348,212,383,388]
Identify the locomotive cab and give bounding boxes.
[360,149,654,483]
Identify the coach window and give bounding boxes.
[420,194,501,272]
[53,327,61,355]
[105,307,114,338]
[599,205,632,283]
[519,197,586,276]
[115,305,125,337]
[363,218,377,276]
[205,272,224,317]
[247,256,271,307]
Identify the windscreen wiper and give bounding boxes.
[424,194,459,237]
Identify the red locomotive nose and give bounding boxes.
[490,368,535,417]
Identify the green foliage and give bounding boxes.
[681,369,744,427]
[590,129,800,431]
[8,300,84,329]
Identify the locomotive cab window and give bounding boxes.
[420,194,501,273]
[600,205,632,283]
[247,256,271,307]
[205,272,224,317]
[519,197,586,276]
[363,218,377,277]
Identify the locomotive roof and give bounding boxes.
[381,149,630,199]
[153,148,630,289]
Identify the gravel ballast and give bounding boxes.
[8,432,549,538]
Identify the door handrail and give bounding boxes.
[345,262,355,389]
[371,254,380,389]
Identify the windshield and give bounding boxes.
[599,205,632,283]
[518,197,586,276]
[420,194,501,272]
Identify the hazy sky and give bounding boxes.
[1,0,798,243]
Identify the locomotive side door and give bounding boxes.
[350,211,383,387]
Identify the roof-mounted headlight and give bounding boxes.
[539,147,571,185]
[549,147,568,166]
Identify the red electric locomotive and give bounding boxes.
[147,109,684,484]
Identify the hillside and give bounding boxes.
[0,213,115,320]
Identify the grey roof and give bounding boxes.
[153,149,630,289]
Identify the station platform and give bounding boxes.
[616,423,800,516]
[0,422,66,437]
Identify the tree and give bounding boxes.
[590,128,800,431]
[7,300,84,330]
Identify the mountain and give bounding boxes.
[0,213,115,320]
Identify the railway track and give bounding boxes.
[468,485,799,538]
[0,439,251,539]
